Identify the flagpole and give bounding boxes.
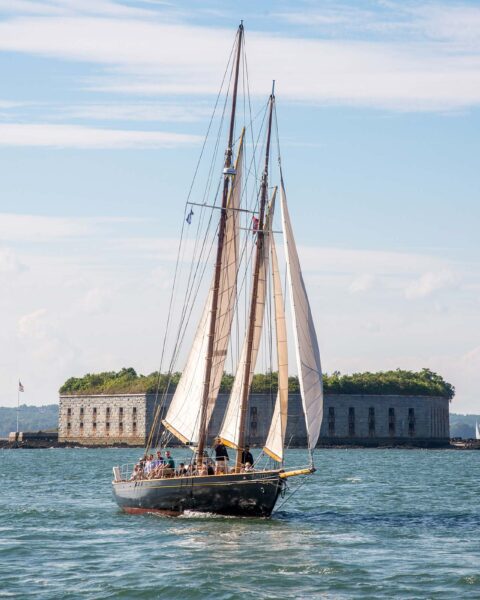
[17,384,19,434]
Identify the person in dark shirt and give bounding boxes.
[165,450,175,469]
[241,445,254,466]
[176,463,187,476]
[213,437,229,474]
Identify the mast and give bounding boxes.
[235,83,275,469]
[196,23,244,460]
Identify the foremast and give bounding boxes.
[196,23,244,460]
[234,85,276,470]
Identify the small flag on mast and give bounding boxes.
[186,208,194,225]
[18,381,24,392]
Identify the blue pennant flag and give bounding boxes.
[186,208,194,225]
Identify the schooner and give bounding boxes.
[112,23,323,517]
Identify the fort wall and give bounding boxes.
[58,392,450,447]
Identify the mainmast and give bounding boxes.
[235,84,275,469]
[196,23,244,460]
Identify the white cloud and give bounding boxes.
[63,102,211,122]
[349,273,375,294]
[18,307,48,338]
[0,213,97,242]
[0,247,26,274]
[1,211,479,408]
[0,16,480,110]
[0,0,157,18]
[79,287,113,315]
[0,123,201,149]
[404,270,458,300]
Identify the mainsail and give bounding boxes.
[476,421,480,441]
[162,133,244,444]
[280,178,323,451]
[219,194,275,449]
[263,228,288,462]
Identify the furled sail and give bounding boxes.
[162,132,244,444]
[280,179,323,450]
[219,193,275,449]
[263,229,288,462]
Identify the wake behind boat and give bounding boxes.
[112,23,323,518]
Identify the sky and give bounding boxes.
[0,0,479,413]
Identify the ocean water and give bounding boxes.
[0,448,478,599]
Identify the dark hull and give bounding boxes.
[112,470,284,517]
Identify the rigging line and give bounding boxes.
[272,474,312,515]
[147,37,237,454]
[177,75,231,340]
[186,201,257,215]
[184,34,236,208]
[243,35,260,192]
[149,202,220,451]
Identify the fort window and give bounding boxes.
[132,421,137,432]
[67,407,72,417]
[67,422,71,430]
[93,422,97,431]
[389,407,395,435]
[250,406,258,433]
[106,407,111,418]
[328,407,335,436]
[93,407,97,415]
[368,407,375,436]
[119,422,123,432]
[80,422,84,429]
[348,407,355,436]
[119,407,123,417]
[132,407,137,418]
[408,408,415,436]
[80,406,84,416]
[106,422,110,429]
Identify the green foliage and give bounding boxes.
[323,368,455,399]
[59,367,455,399]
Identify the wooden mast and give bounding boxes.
[196,23,244,461]
[235,84,275,470]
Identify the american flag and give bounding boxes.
[18,381,24,392]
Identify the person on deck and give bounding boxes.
[144,454,155,476]
[176,463,187,476]
[165,451,175,469]
[213,437,229,474]
[241,445,254,467]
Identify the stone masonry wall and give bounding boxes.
[58,394,147,445]
[59,392,450,447]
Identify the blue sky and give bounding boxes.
[0,0,479,412]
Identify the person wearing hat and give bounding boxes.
[213,437,229,474]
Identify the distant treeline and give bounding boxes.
[59,367,455,399]
[0,404,58,437]
[449,414,479,439]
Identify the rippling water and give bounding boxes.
[0,448,478,599]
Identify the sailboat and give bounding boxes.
[112,23,323,517]
[476,421,480,441]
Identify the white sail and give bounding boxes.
[264,229,288,462]
[476,421,480,441]
[219,195,275,449]
[280,179,323,450]
[162,132,244,444]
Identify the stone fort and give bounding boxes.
[58,392,450,447]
